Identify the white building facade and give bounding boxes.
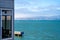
[0,0,14,40]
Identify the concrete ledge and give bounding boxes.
[14,31,24,36]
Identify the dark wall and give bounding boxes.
[0,9,2,40]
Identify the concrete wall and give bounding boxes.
[0,0,14,9]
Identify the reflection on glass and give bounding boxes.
[2,16,12,39]
[2,10,12,14]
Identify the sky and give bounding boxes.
[15,0,60,20]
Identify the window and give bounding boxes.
[2,10,12,14]
[2,10,12,39]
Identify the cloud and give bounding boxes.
[15,13,60,19]
[56,7,60,10]
[15,6,60,14]
[15,0,60,20]
[15,13,37,19]
[15,0,60,12]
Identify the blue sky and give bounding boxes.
[15,0,60,20]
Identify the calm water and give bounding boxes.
[14,20,60,40]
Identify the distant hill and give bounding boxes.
[15,15,60,20]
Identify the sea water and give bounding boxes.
[14,20,60,40]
